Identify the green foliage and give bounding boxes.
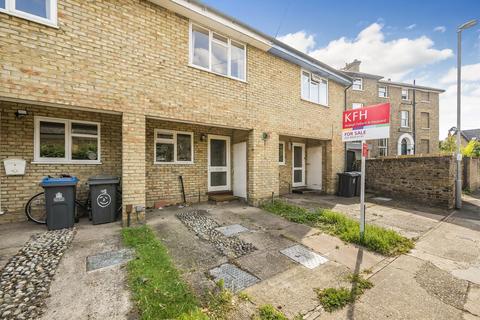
[252,305,289,320]
[40,144,65,158]
[315,274,373,312]
[462,140,480,157]
[262,201,414,256]
[122,226,205,320]
[439,135,457,154]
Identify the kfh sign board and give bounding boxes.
[342,103,391,142]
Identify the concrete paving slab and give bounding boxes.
[236,230,295,251]
[464,285,480,317]
[245,262,350,318]
[86,248,135,272]
[300,233,346,255]
[323,244,385,273]
[234,249,297,280]
[278,223,320,242]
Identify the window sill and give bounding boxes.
[0,9,58,29]
[188,64,247,83]
[352,88,364,91]
[300,98,329,108]
[154,162,194,165]
[279,162,285,166]
[32,161,102,165]
[378,96,389,99]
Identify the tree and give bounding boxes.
[462,140,480,157]
[439,135,457,154]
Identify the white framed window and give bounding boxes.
[378,138,388,157]
[301,70,328,106]
[0,0,57,27]
[279,142,285,165]
[401,88,409,100]
[352,78,363,91]
[400,110,409,128]
[189,22,246,81]
[34,117,100,164]
[378,86,388,98]
[154,129,194,164]
[352,103,363,109]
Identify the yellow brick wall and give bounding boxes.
[0,101,122,223]
[0,0,347,219]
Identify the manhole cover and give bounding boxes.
[86,248,135,272]
[280,245,328,269]
[209,263,259,292]
[215,224,249,237]
[371,197,392,201]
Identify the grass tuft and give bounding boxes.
[315,274,374,312]
[252,304,289,320]
[122,226,206,320]
[262,201,414,256]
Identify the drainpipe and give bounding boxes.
[343,82,352,171]
[412,80,416,154]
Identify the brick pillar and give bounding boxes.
[122,112,146,226]
[324,136,345,194]
[247,129,279,205]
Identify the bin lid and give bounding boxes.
[343,171,361,177]
[88,175,120,185]
[41,176,79,187]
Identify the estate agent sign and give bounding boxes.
[342,103,391,142]
[342,103,391,237]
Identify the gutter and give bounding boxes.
[344,83,352,171]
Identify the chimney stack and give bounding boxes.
[342,59,361,72]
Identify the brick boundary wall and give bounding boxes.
[364,155,456,208]
[464,157,480,192]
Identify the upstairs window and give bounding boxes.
[401,88,409,100]
[400,110,409,128]
[190,23,246,81]
[378,86,388,98]
[352,78,363,90]
[0,0,57,27]
[301,70,328,106]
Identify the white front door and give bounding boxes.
[307,146,322,190]
[232,142,247,198]
[208,135,230,192]
[292,143,305,187]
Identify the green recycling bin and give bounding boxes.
[88,175,120,225]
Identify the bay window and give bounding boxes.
[190,23,246,81]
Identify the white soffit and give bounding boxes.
[149,0,273,51]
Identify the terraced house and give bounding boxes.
[0,0,352,224]
[343,60,444,164]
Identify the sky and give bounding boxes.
[203,0,480,139]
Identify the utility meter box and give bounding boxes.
[3,158,26,176]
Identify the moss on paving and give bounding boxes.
[262,200,414,256]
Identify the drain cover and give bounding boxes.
[372,197,392,201]
[209,263,259,292]
[215,224,249,237]
[86,248,135,272]
[280,245,328,269]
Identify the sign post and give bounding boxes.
[342,103,390,239]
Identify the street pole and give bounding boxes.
[360,140,366,238]
[455,19,478,209]
[455,29,462,209]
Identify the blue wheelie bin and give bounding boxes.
[41,176,79,230]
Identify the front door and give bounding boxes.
[307,146,322,190]
[208,135,230,192]
[232,142,247,198]
[292,143,305,187]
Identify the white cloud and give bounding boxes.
[434,26,446,33]
[305,23,453,79]
[438,63,480,139]
[277,30,315,53]
[406,24,417,30]
[440,63,480,83]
